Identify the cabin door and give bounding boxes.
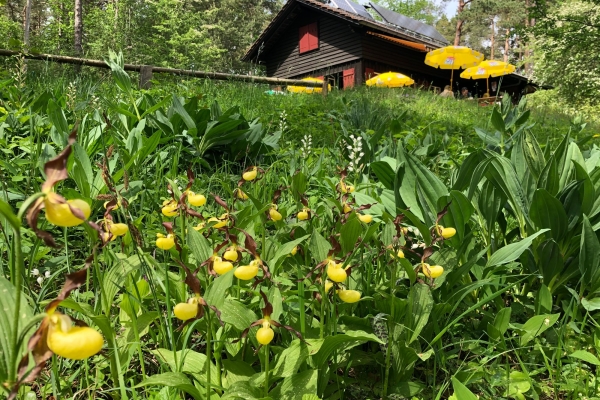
[343,68,355,89]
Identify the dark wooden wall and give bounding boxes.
[264,8,362,78]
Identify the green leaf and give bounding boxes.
[405,283,433,344]
[172,95,197,136]
[222,360,256,386]
[529,189,568,242]
[506,371,531,396]
[187,227,213,264]
[569,350,600,366]
[267,234,310,270]
[71,143,94,197]
[485,229,549,268]
[580,215,600,292]
[308,230,331,263]
[135,372,203,400]
[205,270,233,309]
[370,160,395,190]
[221,380,262,400]
[0,277,34,383]
[519,313,560,345]
[451,376,478,400]
[340,213,362,254]
[151,348,219,387]
[581,297,600,312]
[268,369,317,400]
[271,340,309,378]
[490,106,505,133]
[0,199,20,230]
[312,331,382,367]
[220,300,257,331]
[102,254,141,315]
[487,307,511,340]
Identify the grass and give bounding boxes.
[1,57,600,400]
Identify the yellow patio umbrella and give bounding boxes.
[424,46,484,89]
[366,72,414,88]
[287,77,330,94]
[460,60,516,95]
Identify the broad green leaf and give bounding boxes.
[0,277,34,383]
[308,230,331,263]
[340,213,362,254]
[268,369,317,400]
[72,143,93,198]
[151,348,219,387]
[102,253,141,315]
[268,286,283,322]
[519,313,560,345]
[219,300,257,331]
[205,270,233,309]
[438,190,474,244]
[399,207,432,246]
[580,216,600,293]
[172,95,197,135]
[370,160,395,190]
[485,229,549,268]
[187,227,213,264]
[581,297,600,312]
[529,189,568,242]
[490,106,505,133]
[0,199,20,230]
[521,130,545,180]
[312,331,382,366]
[569,350,600,366]
[506,371,531,397]
[536,240,564,287]
[222,360,256,386]
[487,307,511,340]
[221,380,262,399]
[271,340,309,378]
[268,234,310,269]
[535,284,552,315]
[135,372,202,400]
[405,283,433,344]
[451,376,478,400]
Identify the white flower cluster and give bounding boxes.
[66,82,77,110]
[346,134,364,172]
[278,110,288,132]
[31,269,51,285]
[300,134,312,158]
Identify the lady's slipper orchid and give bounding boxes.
[397,249,405,259]
[187,191,207,207]
[174,297,201,321]
[161,199,178,217]
[235,189,249,200]
[208,214,228,228]
[422,263,444,278]
[297,208,310,221]
[338,289,361,303]
[441,227,456,239]
[109,222,128,237]
[156,233,175,250]
[242,167,258,181]
[234,259,260,280]
[290,246,298,256]
[325,280,334,292]
[44,195,91,227]
[340,180,355,194]
[241,292,302,347]
[342,203,352,214]
[326,260,348,283]
[223,246,239,262]
[269,204,282,221]
[47,314,103,360]
[358,214,373,223]
[213,256,233,275]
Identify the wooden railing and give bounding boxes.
[0,49,324,90]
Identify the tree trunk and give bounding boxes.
[490,19,495,59]
[74,0,83,56]
[453,0,467,46]
[23,0,32,47]
[504,28,510,63]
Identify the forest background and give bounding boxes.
[0,0,598,113]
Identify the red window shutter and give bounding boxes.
[307,22,319,51]
[343,68,355,89]
[365,68,375,80]
[299,25,309,53]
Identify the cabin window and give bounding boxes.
[299,22,319,54]
[343,68,355,89]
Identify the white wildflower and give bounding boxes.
[31,268,39,276]
[36,277,44,285]
[45,271,51,278]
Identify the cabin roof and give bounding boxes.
[242,0,449,62]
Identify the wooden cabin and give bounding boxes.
[242,0,531,97]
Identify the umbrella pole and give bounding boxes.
[450,68,454,90]
[487,77,489,95]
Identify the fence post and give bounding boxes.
[139,65,153,89]
[322,76,328,97]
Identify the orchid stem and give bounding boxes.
[9,231,23,384]
[264,344,270,397]
[206,309,212,400]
